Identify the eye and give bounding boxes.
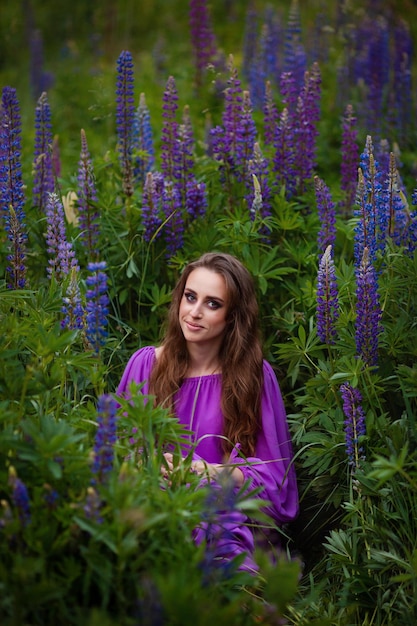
[184,291,195,302]
[208,300,221,310]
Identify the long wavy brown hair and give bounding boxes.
[148,252,264,458]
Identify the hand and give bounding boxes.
[161,452,175,482]
[190,460,244,486]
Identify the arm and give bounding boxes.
[228,361,299,525]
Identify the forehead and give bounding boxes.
[185,267,227,298]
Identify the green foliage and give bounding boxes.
[2,0,417,623]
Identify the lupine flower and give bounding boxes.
[242,5,259,82]
[185,177,207,221]
[234,90,256,181]
[262,6,283,84]
[83,486,103,523]
[294,63,322,194]
[361,18,390,141]
[209,124,234,189]
[160,76,181,184]
[61,266,84,330]
[315,175,336,252]
[29,29,54,99]
[189,0,218,88]
[176,106,196,204]
[283,0,307,90]
[33,91,55,213]
[280,70,299,115]
[273,106,296,199]
[386,151,408,246]
[221,58,243,157]
[340,383,366,471]
[132,93,154,185]
[263,81,279,147]
[45,191,79,281]
[354,136,380,266]
[91,394,118,484]
[162,180,183,258]
[9,467,31,527]
[77,129,100,257]
[85,261,109,354]
[408,189,417,254]
[340,104,359,216]
[194,476,253,581]
[0,86,27,289]
[248,24,268,110]
[141,171,164,243]
[247,144,272,234]
[116,50,135,197]
[393,21,413,144]
[316,245,339,345]
[355,247,382,367]
[52,134,61,179]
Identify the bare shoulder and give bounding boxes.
[154,345,164,360]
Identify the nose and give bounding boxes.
[190,301,202,318]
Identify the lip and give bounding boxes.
[185,320,204,330]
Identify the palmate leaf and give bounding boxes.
[241,245,297,294]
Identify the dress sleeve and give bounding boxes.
[116,345,155,399]
[232,361,299,525]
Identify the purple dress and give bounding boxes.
[117,345,299,572]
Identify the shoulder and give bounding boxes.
[122,345,157,379]
[262,360,282,391]
[262,359,276,378]
[117,345,157,395]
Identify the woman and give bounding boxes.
[117,252,298,572]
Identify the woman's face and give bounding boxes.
[179,267,229,349]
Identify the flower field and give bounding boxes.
[1,0,417,624]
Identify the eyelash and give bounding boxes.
[184,292,221,309]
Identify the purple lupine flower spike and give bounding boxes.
[91,394,118,484]
[316,244,339,345]
[116,50,135,197]
[234,90,256,181]
[33,91,55,213]
[263,81,279,147]
[160,76,180,184]
[141,171,164,243]
[294,63,322,195]
[133,93,154,185]
[162,180,183,258]
[355,247,382,367]
[283,0,306,89]
[0,86,27,289]
[340,383,366,472]
[354,136,379,266]
[176,105,195,204]
[185,177,207,222]
[85,261,109,354]
[9,467,31,527]
[273,106,296,199]
[189,0,218,88]
[340,104,359,217]
[222,57,243,157]
[77,129,100,257]
[45,191,79,281]
[315,175,336,252]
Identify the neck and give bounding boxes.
[186,345,221,377]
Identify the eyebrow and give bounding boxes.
[184,287,225,303]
